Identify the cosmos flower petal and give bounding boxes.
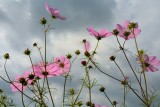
[84,41,91,52]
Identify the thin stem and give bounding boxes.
[92,40,99,56]
[21,86,25,107]
[132,30,149,106]
[63,55,78,107]
[90,60,121,82]
[36,46,44,62]
[91,60,146,104]
[63,76,67,107]
[0,100,7,107]
[29,55,46,106]
[114,60,125,78]
[4,60,12,82]
[46,76,55,107]
[103,91,114,107]
[123,85,126,107]
[115,36,146,99]
[86,68,91,104]
[74,76,87,104]
[3,60,41,104]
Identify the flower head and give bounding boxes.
[53,56,71,76]
[116,20,141,40]
[10,75,28,92]
[140,55,160,72]
[32,62,56,78]
[87,26,111,40]
[23,71,36,85]
[45,2,66,20]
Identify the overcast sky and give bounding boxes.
[0,0,160,107]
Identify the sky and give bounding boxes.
[0,0,160,107]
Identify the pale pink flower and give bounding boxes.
[53,56,70,76]
[116,20,141,40]
[10,75,28,92]
[94,104,107,107]
[45,2,66,20]
[32,62,56,78]
[141,55,160,72]
[84,40,91,52]
[87,26,112,40]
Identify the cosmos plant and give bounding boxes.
[0,2,160,107]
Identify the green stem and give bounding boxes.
[4,60,41,104]
[86,68,91,104]
[133,30,149,106]
[74,76,87,104]
[115,36,146,99]
[46,76,55,107]
[103,91,114,107]
[29,55,46,106]
[123,85,126,107]
[91,60,146,104]
[114,60,125,78]
[36,46,44,62]
[21,86,25,107]
[63,76,67,107]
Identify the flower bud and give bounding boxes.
[86,101,92,106]
[84,51,90,57]
[3,53,10,59]
[129,22,137,29]
[77,101,83,106]
[24,48,31,55]
[81,60,87,66]
[66,54,72,59]
[110,56,116,61]
[69,88,75,95]
[138,49,144,55]
[33,43,37,47]
[88,65,93,69]
[112,101,117,106]
[40,17,47,25]
[75,50,80,55]
[112,29,119,35]
[124,31,130,37]
[99,86,105,92]
[82,39,86,43]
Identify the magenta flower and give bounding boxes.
[116,20,141,40]
[45,2,66,20]
[87,26,112,40]
[32,62,56,78]
[94,104,107,107]
[53,56,71,76]
[141,55,160,72]
[10,75,28,92]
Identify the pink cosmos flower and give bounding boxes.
[10,75,28,92]
[94,104,107,107]
[32,62,56,78]
[87,26,112,40]
[116,20,141,40]
[45,2,66,20]
[141,55,160,72]
[53,56,71,76]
